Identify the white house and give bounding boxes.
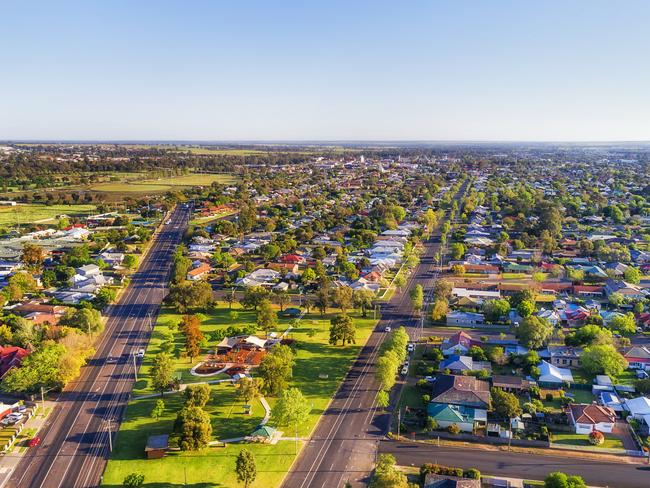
[567,403,616,434]
[538,360,573,385]
[446,311,484,326]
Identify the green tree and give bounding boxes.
[62,307,104,334]
[353,289,375,317]
[375,355,398,391]
[451,242,466,260]
[370,454,408,488]
[608,312,637,336]
[1,343,66,394]
[123,254,138,269]
[329,314,356,346]
[256,299,277,336]
[235,449,257,488]
[257,344,294,395]
[236,377,261,405]
[175,405,212,450]
[410,284,424,313]
[544,472,587,488]
[272,289,290,312]
[150,399,165,420]
[517,299,535,318]
[332,285,354,312]
[168,280,212,313]
[376,390,390,410]
[516,316,553,349]
[482,299,511,323]
[240,286,269,311]
[272,387,311,427]
[581,344,628,377]
[151,352,174,396]
[184,383,211,407]
[491,388,522,419]
[301,267,316,283]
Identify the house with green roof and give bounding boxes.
[427,403,486,433]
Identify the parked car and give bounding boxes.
[407,343,415,353]
[136,349,145,358]
[384,326,392,333]
[28,436,41,448]
[400,366,409,375]
[15,405,27,413]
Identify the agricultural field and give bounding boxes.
[0,203,96,226]
[102,304,378,487]
[89,173,238,194]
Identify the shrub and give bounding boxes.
[422,394,430,404]
[545,393,554,401]
[416,379,429,389]
[464,468,481,479]
[424,417,438,432]
[589,430,604,446]
[447,423,461,434]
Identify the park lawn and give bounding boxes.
[0,203,96,226]
[133,304,259,395]
[551,433,625,450]
[107,304,378,487]
[140,174,238,187]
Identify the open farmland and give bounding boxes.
[0,203,96,226]
[89,173,238,194]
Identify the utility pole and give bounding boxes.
[132,352,138,382]
[40,386,45,411]
[397,408,401,440]
[107,419,113,452]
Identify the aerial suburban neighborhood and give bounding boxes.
[0,141,649,488]
[3,2,650,487]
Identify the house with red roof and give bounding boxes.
[441,331,481,356]
[0,346,30,378]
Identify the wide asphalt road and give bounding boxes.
[379,439,650,488]
[7,203,191,488]
[282,183,469,488]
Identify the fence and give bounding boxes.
[425,430,550,448]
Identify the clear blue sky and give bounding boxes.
[2,1,649,141]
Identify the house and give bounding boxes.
[236,268,281,287]
[567,403,616,434]
[98,251,125,267]
[491,375,530,392]
[441,331,480,356]
[426,403,487,434]
[622,346,650,370]
[445,311,484,327]
[439,355,491,374]
[187,262,211,281]
[538,360,573,386]
[543,346,582,368]
[428,375,490,432]
[429,375,490,409]
[604,279,646,300]
[624,396,650,419]
[0,346,30,377]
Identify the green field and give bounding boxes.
[102,304,378,487]
[90,173,237,194]
[0,203,96,226]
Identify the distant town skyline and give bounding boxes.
[2,0,650,141]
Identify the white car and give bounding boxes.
[384,326,392,333]
[136,349,145,358]
[400,366,409,375]
[407,343,415,353]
